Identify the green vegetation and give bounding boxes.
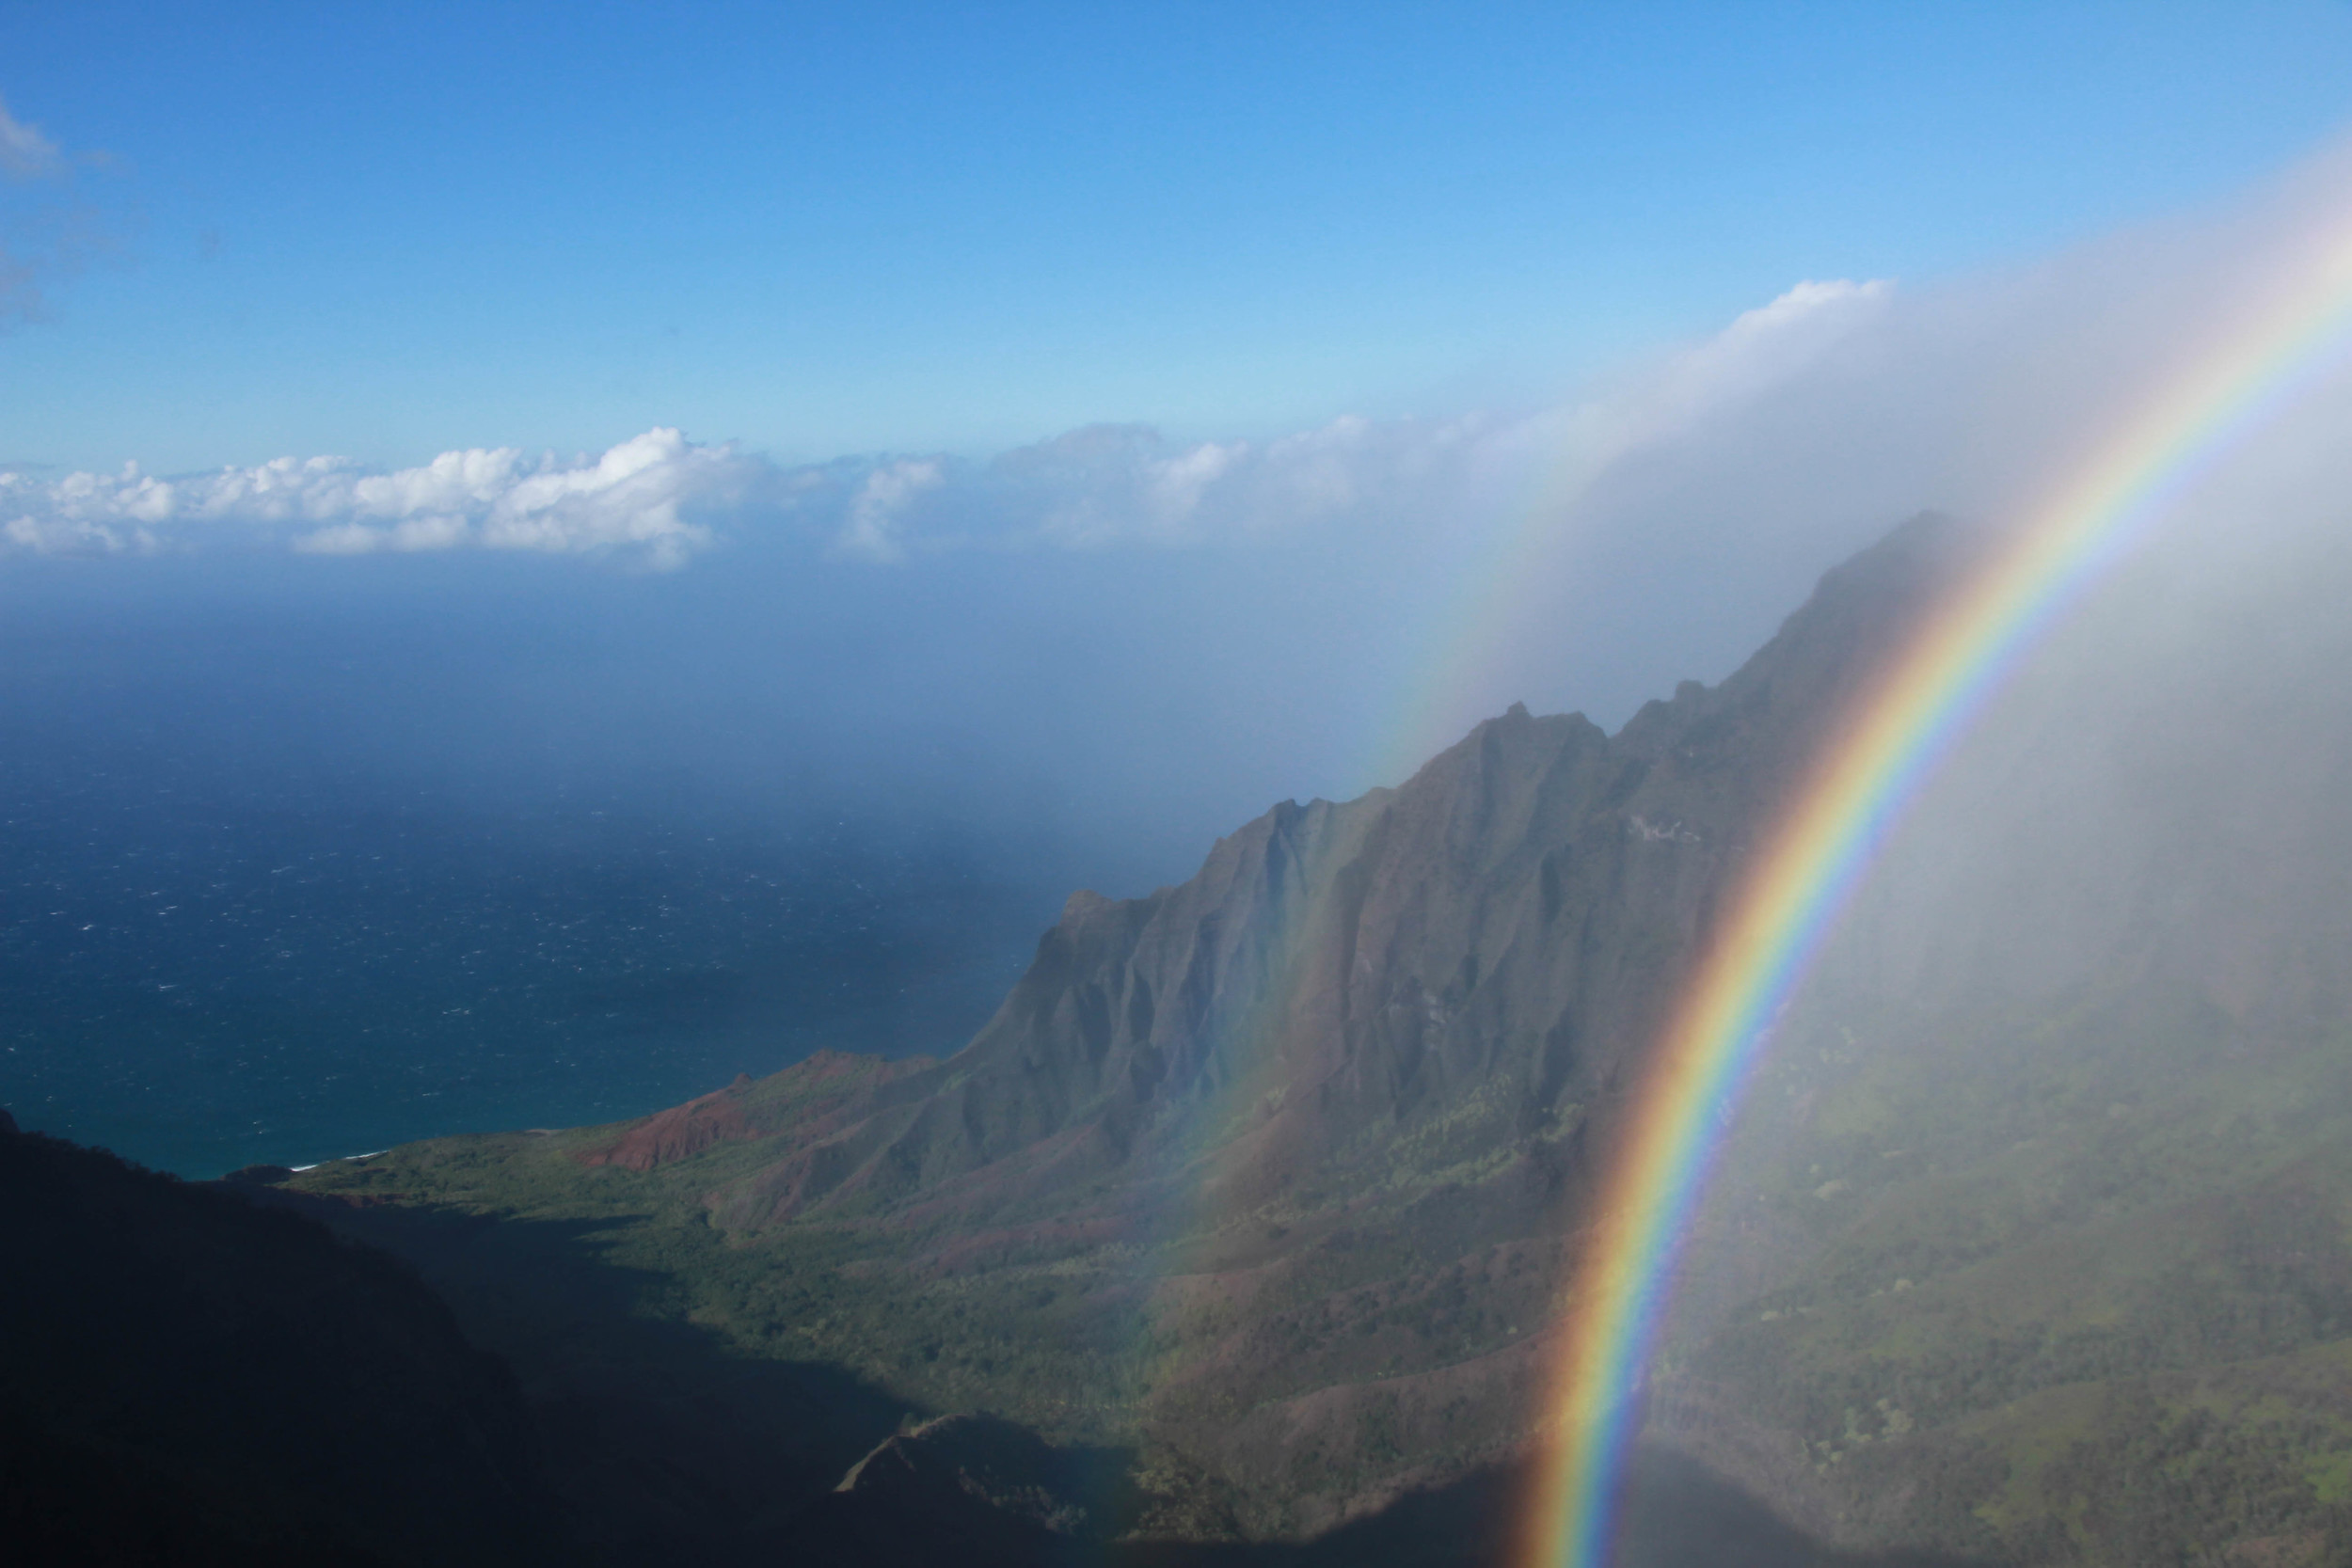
[282,822,2352,1561]
[279,519,2352,1563]
[1656,976,2352,1567]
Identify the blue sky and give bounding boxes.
[8,1,2352,475]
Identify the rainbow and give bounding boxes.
[1514,202,2352,1566]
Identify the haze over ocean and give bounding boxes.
[0,557,1090,1176]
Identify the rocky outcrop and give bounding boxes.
[571,1049,935,1180]
[687,516,1979,1247]
[575,1073,758,1170]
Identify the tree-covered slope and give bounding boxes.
[281,511,2352,1563]
[282,516,1992,1539]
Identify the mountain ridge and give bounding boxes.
[269,498,2352,1561]
[282,512,2004,1544]
[29,503,2352,1562]
[621,510,1975,1249]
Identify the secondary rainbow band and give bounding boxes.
[1517,211,2352,1568]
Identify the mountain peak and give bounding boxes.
[602,513,1994,1245]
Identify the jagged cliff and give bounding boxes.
[24,501,2352,1565]
[663,515,1963,1245]
[285,515,1985,1542]
[599,514,1974,1237]
[279,503,2352,1564]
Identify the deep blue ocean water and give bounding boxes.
[0,770,1062,1176]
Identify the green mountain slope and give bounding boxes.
[282,513,2352,1564]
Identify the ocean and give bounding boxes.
[0,768,1059,1176]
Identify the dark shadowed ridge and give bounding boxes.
[0,1120,568,1566]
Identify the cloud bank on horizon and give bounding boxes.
[14,129,2352,595]
[8,141,2352,783]
[0,276,1902,568]
[2,428,762,566]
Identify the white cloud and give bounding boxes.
[0,94,62,181]
[834,458,946,562]
[0,256,1934,577]
[826,277,1894,561]
[0,90,109,325]
[0,272,1976,581]
[12,132,2352,623]
[796,412,1502,558]
[4,428,765,567]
